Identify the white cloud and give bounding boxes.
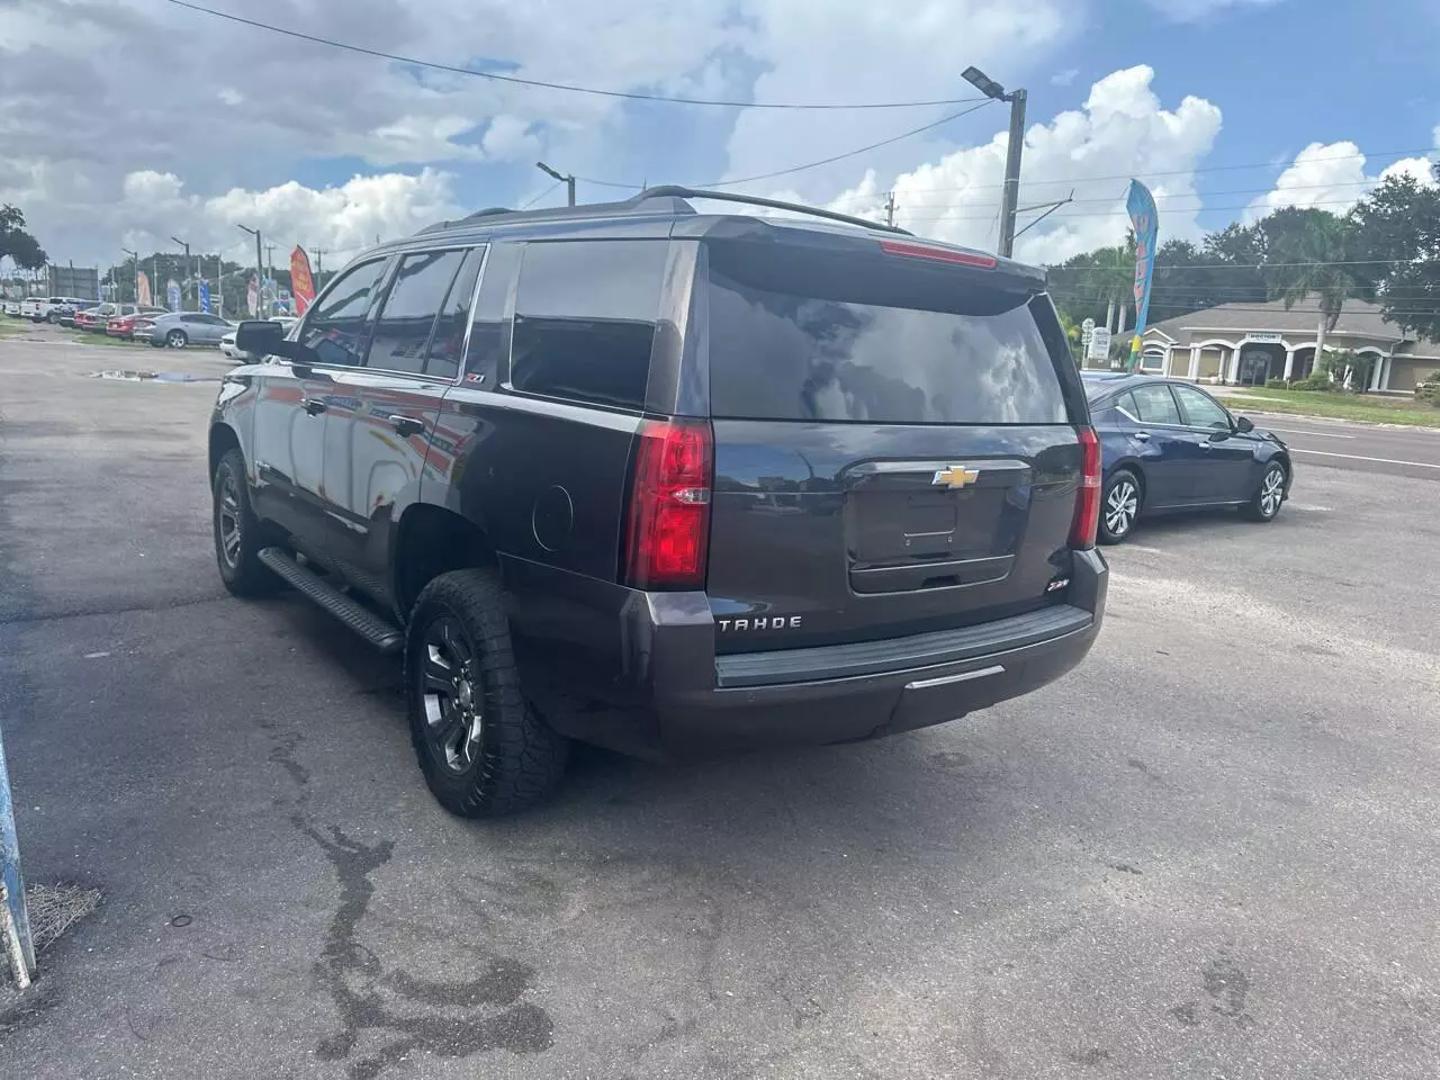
[1247,139,1438,220]
[1143,0,1284,21]
[480,115,541,162]
[111,169,463,266]
[817,66,1222,265]
[1051,68,1079,87]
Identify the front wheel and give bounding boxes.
[1098,469,1142,545]
[406,569,568,817]
[1244,461,1287,522]
[212,448,279,596]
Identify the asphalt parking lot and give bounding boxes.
[2,324,1439,1079]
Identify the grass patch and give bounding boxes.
[1219,388,1440,429]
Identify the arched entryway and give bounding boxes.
[1290,347,1317,380]
[1236,342,1285,386]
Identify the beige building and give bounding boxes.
[1086,296,1439,394]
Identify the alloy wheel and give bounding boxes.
[1105,478,1139,537]
[217,472,242,568]
[1260,467,1284,517]
[419,617,485,773]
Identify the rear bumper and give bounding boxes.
[504,548,1107,760]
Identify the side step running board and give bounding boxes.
[258,547,404,654]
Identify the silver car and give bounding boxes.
[137,311,236,348]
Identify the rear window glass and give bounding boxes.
[509,240,667,411]
[707,243,1068,424]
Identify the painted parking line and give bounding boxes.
[1290,448,1440,469]
[1261,426,1356,439]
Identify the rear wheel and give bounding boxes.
[1244,461,1287,522]
[1098,469,1141,545]
[406,570,568,817]
[166,329,188,348]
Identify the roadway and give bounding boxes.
[1242,411,1440,483]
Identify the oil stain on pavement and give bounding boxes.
[294,818,553,1079]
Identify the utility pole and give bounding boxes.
[962,66,1027,258]
[884,191,898,228]
[170,236,191,309]
[215,253,224,319]
[237,224,263,317]
[122,248,138,305]
[265,244,276,315]
[536,161,576,206]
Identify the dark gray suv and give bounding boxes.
[209,187,1108,815]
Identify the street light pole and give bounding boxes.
[236,224,263,317]
[962,66,1027,259]
[536,161,576,207]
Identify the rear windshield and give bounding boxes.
[706,242,1069,425]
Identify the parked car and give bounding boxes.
[134,311,235,347]
[210,187,1109,815]
[19,297,47,319]
[1083,373,1292,543]
[219,316,295,361]
[31,296,95,323]
[84,303,161,333]
[3,299,23,317]
[52,298,102,326]
[108,308,166,338]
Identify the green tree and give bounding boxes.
[0,204,48,271]
[1350,166,1440,342]
[1257,207,1369,383]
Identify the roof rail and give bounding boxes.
[633,185,912,236]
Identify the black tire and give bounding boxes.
[405,569,568,817]
[1244,461,1287,522]
[1098,468,1142,545]
[212,448,280,596]
[166,329,188,348]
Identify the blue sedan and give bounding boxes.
[1083,374,1293,544]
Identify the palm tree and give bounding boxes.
[1260,208,1367,383]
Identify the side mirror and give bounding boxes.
[235,319,292,360]
[1235,415,1254,434]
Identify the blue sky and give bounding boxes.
[2,0,1437,268]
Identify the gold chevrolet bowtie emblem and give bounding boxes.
[932,465,980,490]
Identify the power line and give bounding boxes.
[893,147,1439,193]
[902,196,1386,224]
[898,178,1397,208]
[161,0,989,111]
[520,181,562,209]
[575,101,995,191]
[697,101,995,188]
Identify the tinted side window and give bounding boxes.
[1174,385,1231,430]
[367,250,466,374]
[1129,383,1182,425]
[510,240,668,410]
[1113,392,1139,421]
[299,259,388,368]
[464,243,522,387]
[424,247,484,380]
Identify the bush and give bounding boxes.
[1416,375,1440,405]
[1264,378,1289,390]
[1292,374,1333,392]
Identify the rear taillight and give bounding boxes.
[1069,426,1101,549]
[624,419,713,590]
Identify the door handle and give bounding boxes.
[302,398,326,416]
[1199,440,1214,450]
[389,414,425,437]
[1133,431,1151,442]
